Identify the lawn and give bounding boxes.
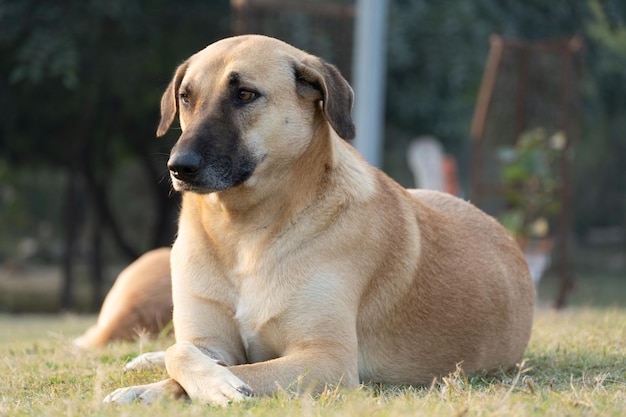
[0,307,624,417]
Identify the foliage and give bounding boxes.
[384,0,626,237]
[574,0,626,232]
[1,308,625,416]
[384,0,588,161]
[0,0,231,266]
[497,128,565,239]
[0,0,231,165]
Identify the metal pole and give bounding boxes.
[352,0,388,168]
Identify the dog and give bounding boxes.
[104,35,534,405]
[74,247,172,349]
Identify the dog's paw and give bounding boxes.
[165,341,253,406]
[124,351,166,372]
[103,385,160,404]
[103,379,185,404]
[193,366,254,406]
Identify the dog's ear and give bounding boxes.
[294,57,356,141]
[156,62,188,137]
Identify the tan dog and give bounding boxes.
[75,247,172,349]
[104,35,534,405]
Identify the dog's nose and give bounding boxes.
[168,152,202,182]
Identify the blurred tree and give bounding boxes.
[0,0,231,310]
[385,0,587,178]
[384,0,625,238]
[576,0,626,233]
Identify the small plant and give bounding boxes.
[497,128,566,242]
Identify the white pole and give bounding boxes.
[352,0,389,168]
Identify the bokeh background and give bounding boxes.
[1,0,624,313]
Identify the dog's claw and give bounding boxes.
[236,385,254,397]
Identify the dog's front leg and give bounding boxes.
[165,341,253,406]
[166,338,359,404]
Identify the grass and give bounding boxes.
[0,308,624,417]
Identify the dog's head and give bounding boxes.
[157,35,355,194]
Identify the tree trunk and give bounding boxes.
[90,198,104,310]
[88,177,140,261]
[138,146,179,248]
[60,171,82,310]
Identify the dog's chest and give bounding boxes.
[233,276,288,363]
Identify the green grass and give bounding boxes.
[0,308,625,416]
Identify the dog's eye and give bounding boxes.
[179,93,190,105]
[237,89,257,102]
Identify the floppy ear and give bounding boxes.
[294,57,356,141]
[156,62,188,137]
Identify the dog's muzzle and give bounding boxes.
[168,150,254,194]
[168,151,204,183]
